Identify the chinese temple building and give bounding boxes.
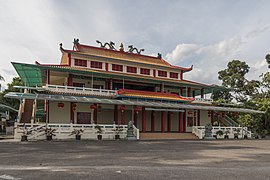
[5,39,264,140]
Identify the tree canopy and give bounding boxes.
[215,59,270,135]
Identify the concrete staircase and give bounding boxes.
[140,133,199,140]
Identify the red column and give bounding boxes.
[211,111,214,125]
[105,63,109,71]
[109,79,113,90]
[134,111,138,127]
[194,111,197,126]
[167,112,171,132]
[183,110,186,132]
[180,88,184,96]
[179,111,183,133]
[187,87,191,97]
[94,103,98,124]
[70,102,74,123]
[197,110,201,126]
[114,105,118,124]
[68,53,71,66]
[180,71,183,80]
[161,111,165,133]
[142,107,146,132]
[121,109,125,125]
[151,111,155,132]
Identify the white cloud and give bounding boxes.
[165,27,270,85]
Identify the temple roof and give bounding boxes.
[12,62,224,94]
[61,42,193,72]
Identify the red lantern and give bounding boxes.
[222,112,225,117]
[120,105,126,112]
[207,111,211,117]
[90,104,97,109]
[72,103,77,111]
[57,103,64,108]
[134,107,142,114]
[232,112,239,117]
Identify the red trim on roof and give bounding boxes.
[118,89,195,101]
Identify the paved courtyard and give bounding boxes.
[0,139,270,180]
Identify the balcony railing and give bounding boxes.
[44,84,117,97]
[193,98,213,104]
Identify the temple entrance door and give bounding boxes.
[186,110,197,132]
[77,112,91,124]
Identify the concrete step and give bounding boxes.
[140,133,199,140]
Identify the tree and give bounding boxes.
[217,60,254,103]
[0,77,23,110]
[216,59,270,135]
[265,54,270,68]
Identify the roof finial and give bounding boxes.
[73,38,79,45]
[59,43,63,50]
[119,43,124,51]
[157,53,162,59]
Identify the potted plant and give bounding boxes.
[44,128,56,141]
[95,125,103,140]
[70,129,84,140]
[113,125,123,140]
[224,130,230,139]
[216,130,224,139]
[233,129,240,139]
[21,127,32,142]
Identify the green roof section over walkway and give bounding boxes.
[12,62,46,87]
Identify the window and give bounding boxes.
[74,59,87,67]
[158,70,167,77]
[140,68,150,75]
[112,64,123,72]
[91,61,102,69]
[127,66,137,73]
[170,72,178,79]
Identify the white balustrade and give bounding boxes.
[192,126,252,139]
[44,84,117,97]
[193,98,213,104]
[14,123,139,140]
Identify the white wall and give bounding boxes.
[49,102,70,123]
[200,110,211,126]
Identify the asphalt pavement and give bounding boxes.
[0,139,270,180]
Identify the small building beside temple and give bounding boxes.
[5,39,264,140]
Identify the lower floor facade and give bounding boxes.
[43,101,211,133]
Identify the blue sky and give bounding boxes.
[0,0,269,88]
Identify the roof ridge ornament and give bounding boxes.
[73,38,80,51]
[127,45,144,54]
[96,40,116,50]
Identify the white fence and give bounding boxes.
[14,123,139,140]
[193,98,213,104]
[44,84,117,97]
[192,126,252,139]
